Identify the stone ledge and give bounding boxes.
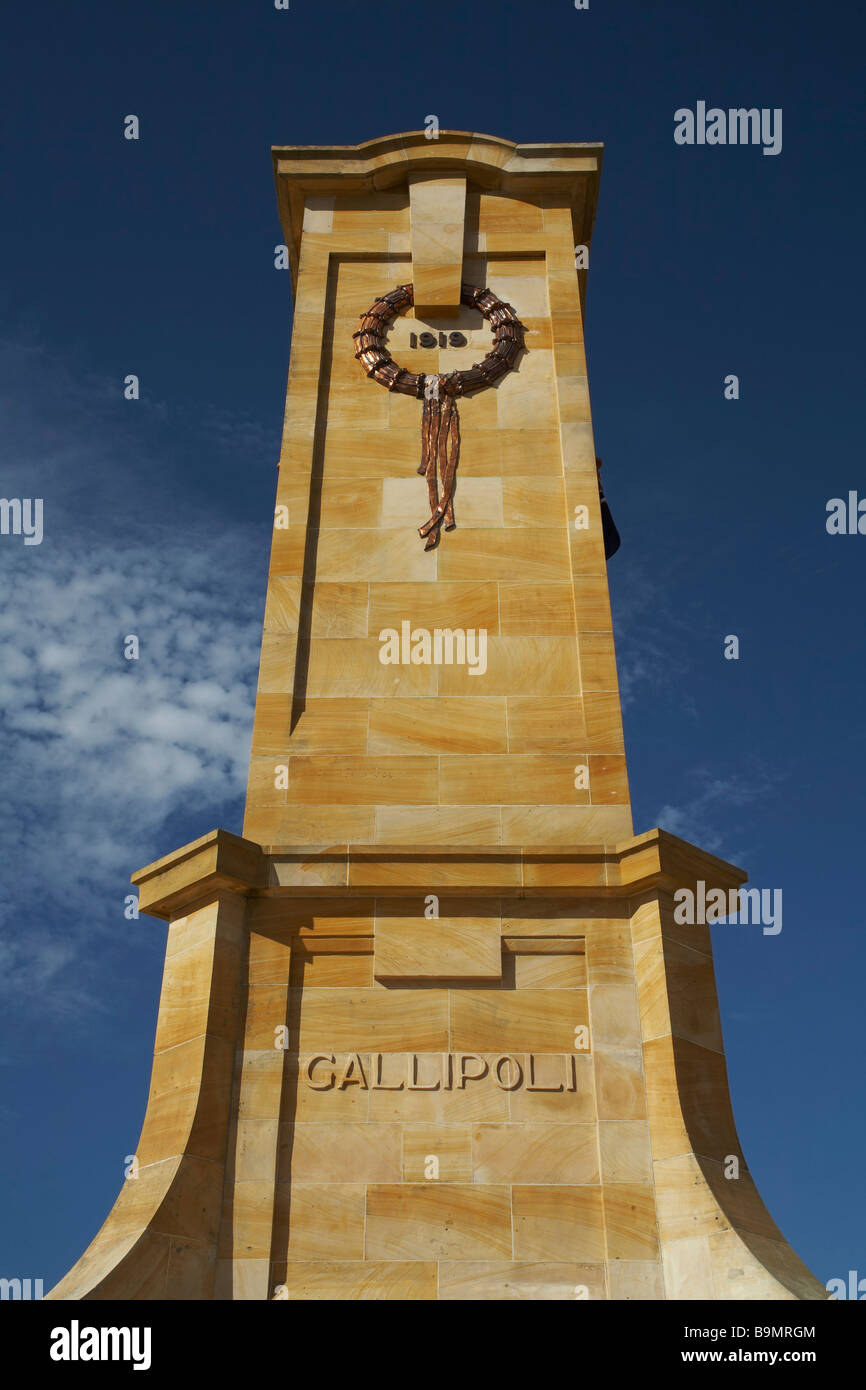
[131,827,745,920]
[131,829,267,918]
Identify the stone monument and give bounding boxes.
[48,131,824,1301]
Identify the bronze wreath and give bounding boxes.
[353,282,526,547]
[353,281,526,396]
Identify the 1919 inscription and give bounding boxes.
[409,331,467,348]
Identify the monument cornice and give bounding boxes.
[271,129,603,294]
[131,827,745,919]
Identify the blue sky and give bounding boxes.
[0,0,863,1294]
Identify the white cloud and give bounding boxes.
[0,533,262,1012]
[650,769,777,862]
[0,327,280,1021]
[609,554,704,713]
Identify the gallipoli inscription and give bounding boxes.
[302,1052,580,1092]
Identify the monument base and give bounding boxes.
[47,828,825,1301]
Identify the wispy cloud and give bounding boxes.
[0,534,262,1013]
[610,544,782,861]
[0,330,270,1018]
[611,552,703,714]
[650,766,778,863]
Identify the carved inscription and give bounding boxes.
[302,1052,580,1092]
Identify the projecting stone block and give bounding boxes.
[374,921,502,981]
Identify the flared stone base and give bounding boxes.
[47,828,825,1301]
